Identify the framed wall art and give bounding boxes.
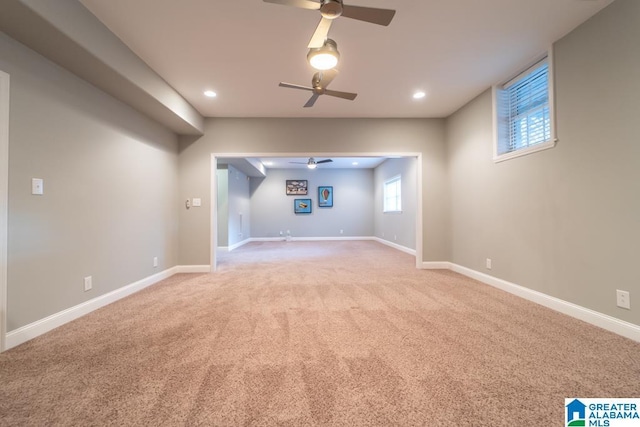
[286,180,308,195]
[294,199,312,214]
[318,186,333,207]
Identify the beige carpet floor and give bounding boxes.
[1,241,639,426]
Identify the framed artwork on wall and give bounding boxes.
[286,180,308,195]
[318,186,333,207]
[294,199,312,214]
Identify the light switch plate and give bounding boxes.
[192,198,202,207]
[32,178,44,195]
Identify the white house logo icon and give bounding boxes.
[567,399,586,426]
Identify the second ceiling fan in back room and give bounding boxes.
[263,0,396,48]
[290,157,334,169]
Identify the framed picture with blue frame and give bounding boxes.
[294,198,312,214]
[318,186,333,207]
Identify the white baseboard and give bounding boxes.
[4,265,211,350]
[5,267,179,350]
[438,263,640,343]
[245,236,377,243]
[421,261,452,269]
[290,236,376,242]
[232,236,416,256]
[373,237,416,256]
[247,237,286,243]
[229,238,251,251]
[176,265,211,273]
[226,237,417,261]
[9,257,636,351]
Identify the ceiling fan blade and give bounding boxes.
[318,68,338,87]
[279,82,314,91]
[304,93,321,108]
[316,159,333,164]
[308,17,333,48]
[341,4,396,26]
[263,0,321,11]
[324,89,357,100]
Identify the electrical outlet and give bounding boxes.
[616,290,630,310]
[340,229,343,235]
[153,257,158,268]
[486,258,492,270]
[84,276,92,292]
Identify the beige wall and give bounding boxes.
[178,117,448,265]
[2,33,179,330]
[226,164,250,246]
[446,0,639,325]
[4,0,635,335]
[216,165,229,247]
[249,168,375,239]
[374,158,417,250]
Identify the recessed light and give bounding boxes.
[413,91,426,99]
[204,90,217,98]
[263,161,273,166]
[352,162,359,166]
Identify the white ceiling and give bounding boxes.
[78,0,613,119]
[260,156,386,169]
[219,156,387,177]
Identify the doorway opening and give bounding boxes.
[210,152,423,271]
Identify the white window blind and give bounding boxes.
[383,176,401,213]
[494,54,555,161]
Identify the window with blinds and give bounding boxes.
[493,53,556,162]
[383,176,401,213]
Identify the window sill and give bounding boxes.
[494,138,557,163]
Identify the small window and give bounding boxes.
[493,52,556,162]
[383,176,401,213]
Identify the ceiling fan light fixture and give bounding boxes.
[307,157,318,169]
[308,39,340,71]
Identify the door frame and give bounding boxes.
[210,152,423,271]
[0,70,10,352]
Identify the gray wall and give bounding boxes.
[178,118,448,265]
[227,165,250,246]
[216,165,229,247]
[446,0,639,325]
[250,168,374,238]
[374,158,417,250]
[1,33,179,330]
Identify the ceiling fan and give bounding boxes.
[279,68,357,108]
[263,0,396,48]
[290,157,334,169]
